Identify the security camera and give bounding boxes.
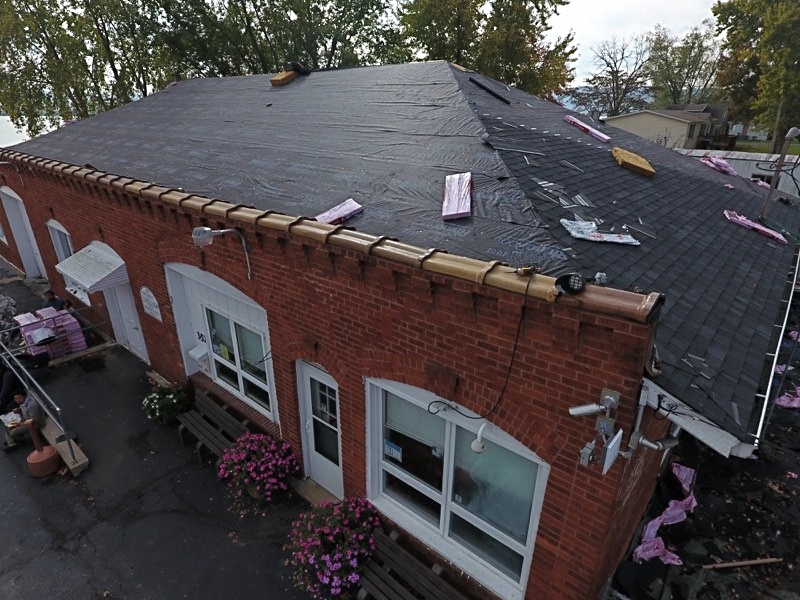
[568,403,606,417]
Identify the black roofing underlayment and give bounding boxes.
[10,61,800,443]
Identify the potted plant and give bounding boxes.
[284,497,382,598]
[217,432,299,517]
[141,381,190,425]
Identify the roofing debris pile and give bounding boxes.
[613,319,800,599]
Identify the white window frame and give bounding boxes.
[203,305,275,419]
[46,219,89,306]
[365,379,549,600]
[0,220,7,245]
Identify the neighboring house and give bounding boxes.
[605,109,712,148]
[730,122,770,141]
[1,61,798,600]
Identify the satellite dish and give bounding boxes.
[602,429,624,476]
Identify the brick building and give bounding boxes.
[0,61,796,599]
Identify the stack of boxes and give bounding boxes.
[13,308,88,359]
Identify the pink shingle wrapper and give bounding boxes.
[443,172,472,220]
[315,198,364,224]
[563,115,611,143]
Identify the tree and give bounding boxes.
[474,0,575,98]
[647,20,720,107]
[566,35,650,116]
[714,0,800,151]
[399,0,484,65]
[0,0,171,137]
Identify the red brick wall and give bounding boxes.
[0,167,665,600]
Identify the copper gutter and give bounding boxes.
[0,151,662,323]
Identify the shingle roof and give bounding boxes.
[9,60,800,443]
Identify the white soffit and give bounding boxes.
[55,245,128,293]
[640,378,754,459]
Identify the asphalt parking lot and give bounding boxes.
[0,262,312,600]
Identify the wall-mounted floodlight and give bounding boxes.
[569,403,607,417]
[555,273,586,295]
[628,431,679,452]
[471,422,488,453]
[191,227,252,280]
[569,389,619,417]
[759,125,800,221]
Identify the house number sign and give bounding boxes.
[140,287,162,322]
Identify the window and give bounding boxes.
[688,124,697,139]
[367,380,548,600]
[0,220,7,245]
[46,220,89,305]
[205,307,272,413]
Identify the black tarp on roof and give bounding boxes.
[9,60,800,444]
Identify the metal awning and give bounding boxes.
[640,379,755,458]
[55,245,128,293]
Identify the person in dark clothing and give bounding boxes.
[0,367,17,414]
[42,290,66,310]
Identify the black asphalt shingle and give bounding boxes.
[8,61,800,443]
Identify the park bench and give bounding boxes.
[358,530,470,600]
[177,389,249,463]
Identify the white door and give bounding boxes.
[0,186,45,277]
[105,283,149,362]
[298,362,343,499]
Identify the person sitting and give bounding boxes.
[42,290,66,311]
[3,390,42,451]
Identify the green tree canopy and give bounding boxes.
[714,0,800,149]
[400,0,575,98]
[475,0,574,98]
[647,20,720,107]
[399,0,483,65]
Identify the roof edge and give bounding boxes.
[0,150,660,323]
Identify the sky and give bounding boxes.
[547,0,722,85]
[0,116,27,147]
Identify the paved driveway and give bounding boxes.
[0,272,311,599]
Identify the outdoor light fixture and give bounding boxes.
[568,389,619,417]
[471,422,488,453]
[628,431,680,452]
[555,273,586,295]
[191,226,253,280]
[759,125,800,221]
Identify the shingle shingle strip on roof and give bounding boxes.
[5,60,800,443]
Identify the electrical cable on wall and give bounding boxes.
[428,268,536,419]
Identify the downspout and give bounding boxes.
[753,245,800,448]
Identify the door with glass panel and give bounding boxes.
[297,362,343,499]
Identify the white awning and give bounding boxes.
[55,245,128,293]
[640,379,755,458]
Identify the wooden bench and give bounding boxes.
[358,530,470,600]
[177,389,248,463]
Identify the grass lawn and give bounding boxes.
[734,138,800,155]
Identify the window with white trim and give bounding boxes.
[0,220,7,245]
[46,219,89,305]
[367,380,548,600]
[205,307,272,414]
